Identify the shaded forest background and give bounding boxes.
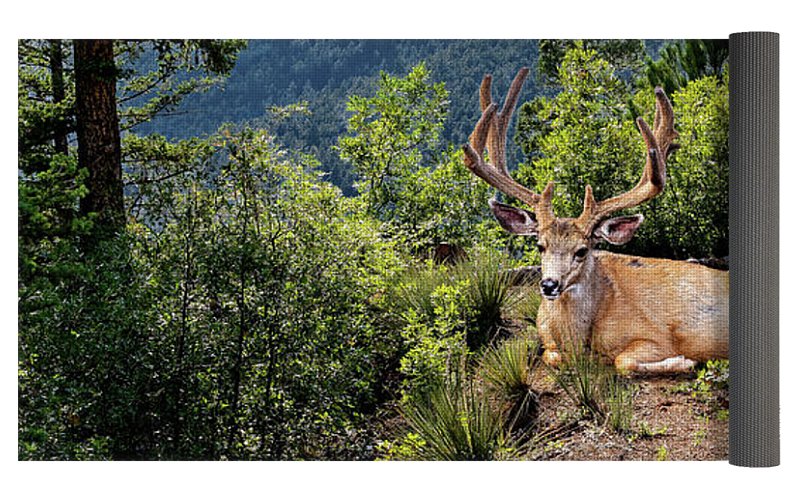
[137,40,671,194]
[18,39,729,460]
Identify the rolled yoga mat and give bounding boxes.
[729,31,780,467]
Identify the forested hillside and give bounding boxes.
[137,40,666,192]
[19,38,729,461]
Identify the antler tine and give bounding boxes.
[500,67,530,132]
[462,140,541,207]
[468,102,497,158]
[579,87,679,233]
[652,86,680,157]
[479,74,493,112]
[483,68,530,176]
[463,68,545,211]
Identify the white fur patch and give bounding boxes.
[637,355,696,373]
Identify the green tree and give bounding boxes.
[19,39,246,238]
[139,127,403,458]
[515,46,728,259]
[516,46,640,219]
[338,63,448,218]
[18,39,248,459]
[645,39,729,95]
[115,39,246,131]
[338,64,492,249]
[537,39,647,87]
[20,123,408,459]
[643,75,729,257]
[18,39,245,171]
[18,40,75,175]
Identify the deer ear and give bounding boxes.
[592,214,644,245]
[489,199,539,236]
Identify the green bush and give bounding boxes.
[18,235,160,459]
[389,248,526,401]
[515,45,728,259]
[397,283,468,402]
[19,127,407,460]
[141,126,405,459]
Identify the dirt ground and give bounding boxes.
[503,288,729,462]
[377,310,729,462]
[527,370,729,461]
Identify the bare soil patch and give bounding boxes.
[527,370,728,461]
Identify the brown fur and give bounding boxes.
[463,70,726,373]
[537,234,729,372]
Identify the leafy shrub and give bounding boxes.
[694,359,730,394]
[397,283,468,402]
[669,359,729,418]
[19,127,407,460]
[376,432,427,461]
[18,235,161,459]
[144,126,405,459]
[389,247,526,401]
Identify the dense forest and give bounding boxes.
[18,38,729,460]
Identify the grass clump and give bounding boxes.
[453,248,522,350]
[479,334,540,430]
[390,336,545,461]
[399,370,518,460]
[382,248,545,459]
[549,347,635,433]
[389,261,455,324]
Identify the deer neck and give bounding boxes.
[544,255,604,346]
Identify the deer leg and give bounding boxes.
[635,356,696,373]
[537,319,562,368]
[614,340,695,374]
[542,348,562,368]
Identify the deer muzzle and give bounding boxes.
[540,278,562,299]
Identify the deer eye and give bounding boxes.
[574,247,589,259]
[537,243,546,253]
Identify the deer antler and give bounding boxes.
[462,68,555,226]
[577,87,679,233]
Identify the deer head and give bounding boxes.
[462,68,679,300]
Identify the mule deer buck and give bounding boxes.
[462,68,728,373]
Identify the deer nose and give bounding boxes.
[541,279,561,297]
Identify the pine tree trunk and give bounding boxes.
[74,39,124,233]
